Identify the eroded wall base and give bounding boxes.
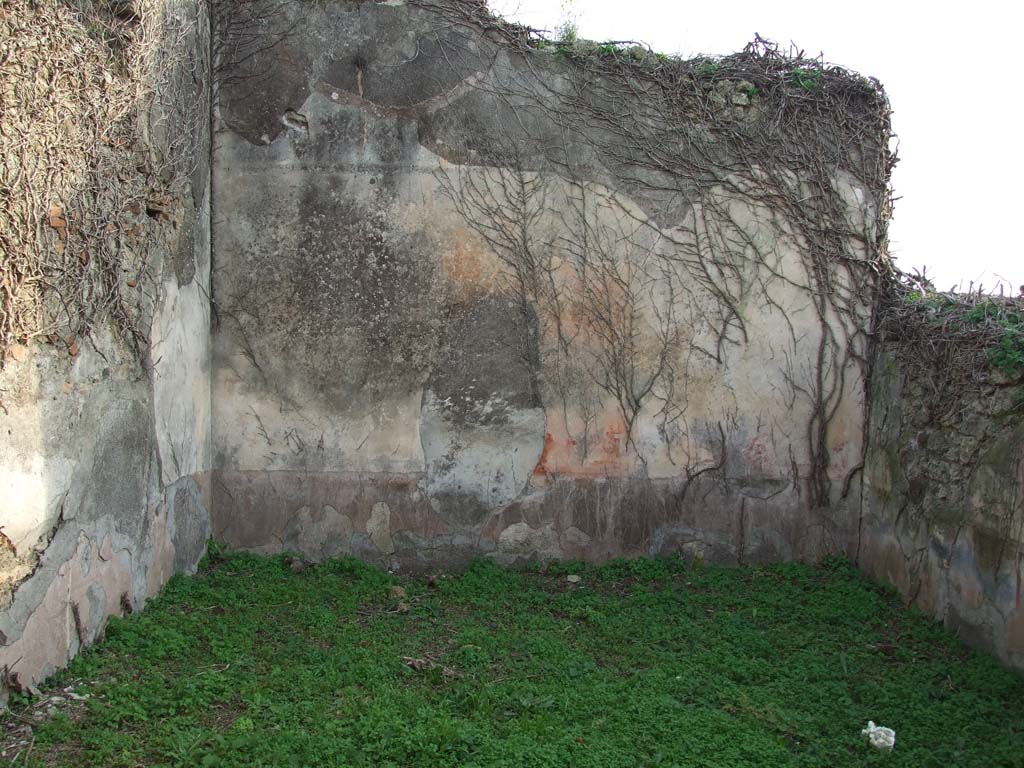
[212,470,856,571]
[0,473,211,695]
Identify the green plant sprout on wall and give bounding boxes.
[556,0,579,44]
[882,280,1024,395]
[696,58,721,75]
[791,67,823,91]
[946,299,1023,378]
[965,302,1024,362]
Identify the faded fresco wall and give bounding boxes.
[0,0,213,702]
[860,350,1024,669]
[210,0,889,570]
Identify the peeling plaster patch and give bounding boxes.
[419,295,546,517]
[369,502,394,555]
[151,275,211,487]
[84,584,107,641]
[284,505,353,562]
[0,455,73,555]
[0,532,133,691]
[420,390,546,518]
[2,473,212,700]
[494,522,561,563]
[144,502,177,599]
[1,332,154,616]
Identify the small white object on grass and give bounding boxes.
[862,721,896,751]
[566,574,581,584]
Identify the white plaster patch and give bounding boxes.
[368,502,394,555]
[420,390,545,509]
[0,456,74,555]
[151,274,211,486]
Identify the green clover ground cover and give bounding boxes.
[7,551,1023,767]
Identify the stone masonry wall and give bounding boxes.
[860,351,1024,669]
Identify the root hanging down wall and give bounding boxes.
[209,0,890,569]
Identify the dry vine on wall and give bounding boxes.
[437,158,688,468]
[0,0,210,369]
[420,0,894,508]
[2,0,895,521]
[0,0,300,374]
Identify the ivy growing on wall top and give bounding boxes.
[877,271,1024,407]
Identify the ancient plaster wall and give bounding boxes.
[0,211,213,702]
[860,352,1024,670]
[210,1,885,570]
[0,2,213,702]
[0,210,213,700]
[3,0,1021,698]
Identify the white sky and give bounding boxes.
[489,0,1022,294]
